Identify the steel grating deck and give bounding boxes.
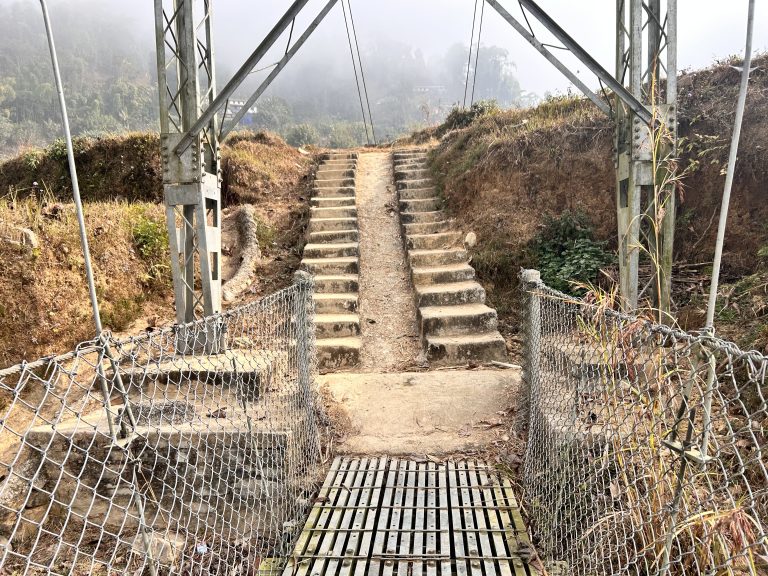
[284,457,538,576]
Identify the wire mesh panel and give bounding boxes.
[0,277,321,575]
[519,271,768,576]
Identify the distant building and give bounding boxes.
[413,85,447,95]
[224,99,258,125]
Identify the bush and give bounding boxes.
[132,212,169,290]
[532,211,613,294]
[437,100,499,136]
[286,123,320,147]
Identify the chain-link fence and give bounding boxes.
[519,270,767,576]
[0,275,321,575]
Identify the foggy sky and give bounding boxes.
[7,0,766,99]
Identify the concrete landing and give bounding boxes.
[320,369,519,455]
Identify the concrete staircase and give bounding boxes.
[302,152,361,372]
[393,149,507,365]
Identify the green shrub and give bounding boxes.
[437,100,499,136]
[532,211,612,294]
[132,213,169,290]
[286,123,320,147]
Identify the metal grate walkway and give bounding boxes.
[285,457,537,575]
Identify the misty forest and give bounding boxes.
[0,1,527,157]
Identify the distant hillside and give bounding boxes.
[0,2,157,159]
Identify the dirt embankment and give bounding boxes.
[0,131,315,366]
[421,56,768,350]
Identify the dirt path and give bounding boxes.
[355,152,421,371]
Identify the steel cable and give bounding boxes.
[347,0,376,144]
[341,0,370,145]
[470,0,486,106]
[463,0,479,108]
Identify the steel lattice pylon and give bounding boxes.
[155,0,222,352]
[615,0,677,314]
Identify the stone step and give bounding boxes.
[308,230,359,244]
[310,196,356,208]
[399,187,437,200]
[411,263,476,285]
[393,161,427,170]
[400,198,442,213]
[403,221,452,235]
[405,232,462,251]
[394,155,427,163]
[311,206,357,219]
[393,151,427,160]
[316,168,356,179]
[315,177,355,188]
[315,314,361,338]
[303,242,359,258]
[396,179,432,190]
[393,157,428,165]
[313,274,359,294]
[321,159,356,166]
[415,281,485,307]
[316,337,361,371]
[313,186,356,198]
[313,293,358,314]
[418,304,498,337]
[302,257,359,275]
[308,218,358,233]
[409,248,468,268]
[424,333,507,365]
[394,169,430,180]
[400,211,445,225]
[323,152,358,160]
[319,163,356,172]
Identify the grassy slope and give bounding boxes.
[0,131,314,366]
[423,56,768,351]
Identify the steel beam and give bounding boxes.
[175,0,312,155]
[515,0,651,124]
[484,0,610,115]
[220,0,340,141]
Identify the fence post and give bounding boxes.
[519,269,542,430]
[293,270,319,463]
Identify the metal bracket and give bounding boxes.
[161,133,202,185]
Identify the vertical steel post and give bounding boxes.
[155,0,222,352]
[615,0,677,313]
[39,0,103,335]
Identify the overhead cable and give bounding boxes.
[347,0,376,144]
[464,0,479,108]
[341,0,371,145]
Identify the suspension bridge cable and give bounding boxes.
[463,0,479,108]
[285,18,295,55]
[470,0,485,106]
[347,0,376,144]
[341,0,371,145]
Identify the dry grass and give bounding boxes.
[422,55,768,350]
[0,130,317,366]
[0,193,174,366]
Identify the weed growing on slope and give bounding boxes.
[131,209,169,291]
[532,211,613,294]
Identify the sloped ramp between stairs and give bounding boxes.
[284,457,539,576]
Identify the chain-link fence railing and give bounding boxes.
[0,274,321,575]
[519,270,767,576]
